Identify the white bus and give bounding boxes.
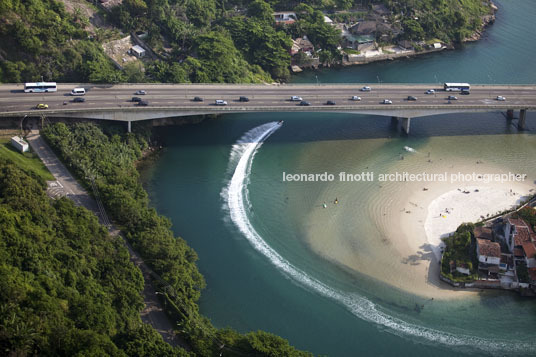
[443,82,470,92]
[24,82,57,93]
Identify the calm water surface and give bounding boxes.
[145,1,536,355]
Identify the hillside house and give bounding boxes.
[522,242,536,268]
[505,218,534,253]
[274,12,296,25]
[350,21,377,36]
[477,238,501,276]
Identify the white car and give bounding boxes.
[360,86,372,92]
[70,88,86,96]
[496,96,506,101]
[351,96,361,101]
[215,100,228,106]
[290,96,303,101]
[425,89,435,94]
[382,99,393,104]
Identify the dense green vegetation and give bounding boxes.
[1,0,493,83]
[42,122,312,356]
[516,207,536,232]
[385,0,494,43]
[441,223,478,282]
[516,261,529,284]
[0,0,124,83]
[0,157,187,356]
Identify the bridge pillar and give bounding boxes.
[400,117,411,135]
[518,109,527,130]
[506,109,514,120]
[127,121,131,133]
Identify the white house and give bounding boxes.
[11,136,29,153]
[131,45,146,58]
[477,238,501,266]
[273,12,296,25]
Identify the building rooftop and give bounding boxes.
[514,226,532,246]
[11,136,27,145]
[293,38,314,50]
[508,218,529,228]
[274,12,296,24]
[474,226,493,240]
[477,238,501,258]
[352,21,377,35]
[522,242,536,259]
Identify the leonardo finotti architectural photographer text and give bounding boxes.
[282,171,527,184]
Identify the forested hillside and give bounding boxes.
[1,0,494,84]
[0,157,187,356]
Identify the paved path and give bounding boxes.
[27,129,188,349]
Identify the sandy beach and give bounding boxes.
[424,185,529,260]
[302,139,535,300]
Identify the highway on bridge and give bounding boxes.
[0,83,534,133]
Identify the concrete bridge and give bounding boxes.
[1,83,534,134]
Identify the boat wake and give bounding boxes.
[221,122,533,355]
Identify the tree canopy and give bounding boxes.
[0,157,187,356]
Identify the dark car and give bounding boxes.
[407,96,417,101]
[299,101,311,106]
[447,95,458,100]
[193,96,203,102]
[73,97,85,103]
[132,96,142,102]
[239,96,249,102]
[461,89,470,95]
[137,100,148,106]
[325,100,336,105]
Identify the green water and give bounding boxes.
[145,1,536,355]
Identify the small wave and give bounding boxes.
[221,122,534,355]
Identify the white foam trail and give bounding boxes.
[222,122,533,355]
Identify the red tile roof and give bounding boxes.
[477,238,501,258]
[508,218,529,228]
[474,226,493,240]
[522,242,536,259]
[514,227,532,246]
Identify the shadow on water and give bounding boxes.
[156,110,534,147]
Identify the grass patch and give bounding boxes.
[344,49,361,55]
[426,38,442,45]
[0,138,54,181]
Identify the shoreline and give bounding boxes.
[302,141,535,300]
[292,2,496,73]
[424,185,530,261]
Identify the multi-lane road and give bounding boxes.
[0,83,535,115]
